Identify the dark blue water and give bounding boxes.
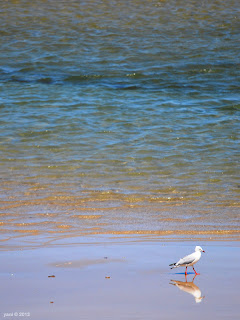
[0,0,239,245]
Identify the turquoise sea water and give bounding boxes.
[0,0,239,245]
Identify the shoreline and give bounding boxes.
[1,231,240,252]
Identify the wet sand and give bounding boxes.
[1,240,239,320]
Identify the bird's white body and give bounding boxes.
[169,246,205,275]
[175,250,201,267]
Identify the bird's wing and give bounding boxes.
[177,252,196,266]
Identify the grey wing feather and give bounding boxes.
[176,252,196,266]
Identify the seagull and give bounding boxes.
[169,246,205,275]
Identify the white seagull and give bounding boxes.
[169,246,205,275]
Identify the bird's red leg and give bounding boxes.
[185,267,188,275]
[192,266,200,275]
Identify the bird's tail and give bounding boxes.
[169,263,177,269]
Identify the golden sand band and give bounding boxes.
[3,228,239,237]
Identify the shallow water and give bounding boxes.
[0,0,239,246]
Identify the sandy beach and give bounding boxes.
[1,239,239,320]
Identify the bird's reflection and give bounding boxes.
[170,275,205,303]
